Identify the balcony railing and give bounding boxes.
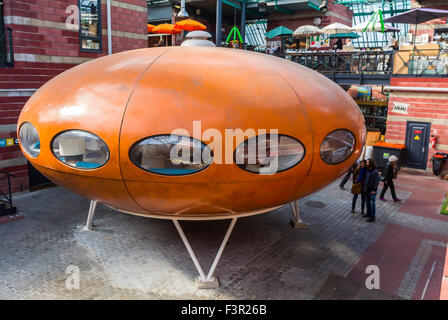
[290,50,393,73]
[393,48,448,77]
[0,27,14,68]
[0,169,16,217]
[288,48,448,85]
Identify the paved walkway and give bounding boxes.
[0,172,446,299]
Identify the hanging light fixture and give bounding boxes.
[177,0,189,17]
[258,1,267,13]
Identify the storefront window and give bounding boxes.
[52,130,109,169]
[79,0,102,52]
[129,135,213,176]
[234,134,305,174]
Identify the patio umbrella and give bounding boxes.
[147,24,155,33]
[292,25,322,37]
[152,23,182,35]
[321,22,352,35]
[265,26,293,39]
[329,32,360,39]
[384,7,448,25]
[293,25,323,50]
[174,19,207,32]
[385,8,448,73]
[351,21,399,33]
[384,7,448,43]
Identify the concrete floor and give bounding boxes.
[0,173,447,300]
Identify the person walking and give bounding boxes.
[379,155,402,202]
[340,161,358,190]
[363,158,380,223]
[351,160,367,214]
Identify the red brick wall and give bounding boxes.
[0,0,147,193]
[386,78,448,172]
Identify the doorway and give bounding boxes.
[404,121,431,170]
[28,161,54,191]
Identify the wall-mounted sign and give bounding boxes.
[0,138,19,147]
[392,102,409,114]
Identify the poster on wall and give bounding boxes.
[320,34,330,48]
[309,34,330,48]
[310,35,320,48]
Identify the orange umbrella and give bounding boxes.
[147,24,155,33]
[152,23,182,35]
[174,19,206,32]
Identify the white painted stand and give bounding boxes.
[289,200,308,229]
[83,200,97,231]
[173,217,237,289]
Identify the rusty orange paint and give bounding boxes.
[17,47,365,219]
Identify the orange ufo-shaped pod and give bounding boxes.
[17,47,365,219]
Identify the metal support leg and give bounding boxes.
[289,200,308,229]
[84,200,97,231]
[173,217,237,289]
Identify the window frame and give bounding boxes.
[233,134,306,175]
[78,0,103,53]
[51,129,110,170]
[129,134,214,176]
[319,129,356,165]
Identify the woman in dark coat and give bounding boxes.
[351,160,367,214]
[379,155,402,202]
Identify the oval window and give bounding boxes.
[234,134,305,174]
[19,122,40,158]
[129,135,213,175]
[52,130,110,169]
[320,129,355,164]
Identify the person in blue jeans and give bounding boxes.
[351,160,367,214]
[363,158,380,223]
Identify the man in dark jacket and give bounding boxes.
[363,158,380,222]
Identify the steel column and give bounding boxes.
[240,1,246,48]
[216,0,223,47]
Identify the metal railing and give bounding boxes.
[0,169,14,209]
[393,48,448,77]
[289,50,394,75]
[288,48,448,83]
[0,27,14,68]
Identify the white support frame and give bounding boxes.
[84,200,97,231]
[172,217,237,287]
[289,200,308,229]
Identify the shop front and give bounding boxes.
[385,78,448,174]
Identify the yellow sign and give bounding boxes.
[414,135,420,141]
[6,139,14,146]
